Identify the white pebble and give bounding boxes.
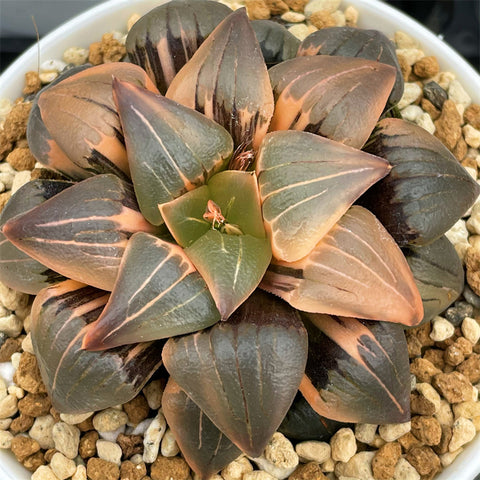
[344,5,358,25]
[127,13,141,31]
[143,380,163,410]
[96,439,122,465]
[52,422,80,459]
[62,47,89,66]
[0,281,29,312]
[464,166,478,181]
[354,424,378,445]
[11,170,32,194]
[72,465,87,480]
[29,415,56,449]
[0,314,23,338]
[40,59,67,73]
[378,421,411,442]
[401,105,423,122]
[0,430,13,448]
[160,428,179,457]
[429,316,455,341]
[331,10,346,26]
[456,103,465,118]
[396,48,425,66]
[143,411,166,463]
[437,71,456,90]
[394,31,420,49]
[416,112,436,134]
[0,98,13,120]
[461,317,480,344]
[281,11,305,23]
[304,0,341,16]
[335,451,375,480]
[0,181,5,194]
[440,448,464,467]
[21,333,34,355]
[251,432,298,479]
[60,412,93,425]
[32,465,61,480]
[130,417,153,436]
[0,394,17,419]
[295,440,331,463]
[39,72,59,84]
[435,399,455,426]
[10,352,21,370]
[0,378,6,401]
[330,428,356,462]
[397,82,422,110]
[463,124,480,149]
[322,457,335,472]
[393,457,420,480]
[50,452,77,480]
[0,362,15,386]
[287,24,311,41]
[93,407,128,432]
[7,385,24,399]
[446,218,470,261]
[449,417,476,451]
[0,172,14,190]
[222,456,253,480]
[243,472,277,480]
[448,79,472,107]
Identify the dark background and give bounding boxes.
[0,0,479,72]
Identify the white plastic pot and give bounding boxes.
[0,0,479,479]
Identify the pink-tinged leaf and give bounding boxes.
[256,130,390,262]
[82,232,220,351]
[112,79,233,225]
[166,8,274,151]
[162,379,241,478]
[268,55,396,148]
[162,290,308,457]
[2,174,160,291]
[31,280,163,413]
[261,206,423,326]
[37,63,158,179]
[300,313,411,424]
[126,0,232,93]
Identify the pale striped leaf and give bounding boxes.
[162,290,308,457]
[2,174,160,291]
[256,131,390,262]
[162,379,241,478]
[261,206,423,326]
[268,55,396,148]
[126,0,232,93]
[31,280,163,414]
[37,63,158,179]
[300,313,411,424]
[82,232,220,350]
[166,8,274,151]
[113,79,233,225]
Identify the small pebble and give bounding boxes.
[413,56,440,78]
[60,412,93,425]
[0,393,17,419]
[304,0,341,16]
[393,457,420,480]
[96,439,122,465]
[93,408,128,432]
[0,430,13,448]
[0,314,23,338]
[379,422,411,442]
[429,316,455,342]
[150,456,189,480]
[281,11,305,22]
[354,423,377,445]
[397,82,422,110]
[29,415,56,449]
[50,452,77,480]
[222,456,254,480]
[394,30,419,49]
[160,428,179,457]
[143,411,167,463]
[72,465,87,480]
[372,442,402,480]
[62,47,89,66]
[11,170,32,194]
[243,472,277,480]
[334,451,375,479]
[31,465,61,480]
[295,440,331,463]
[344,5,358,25]
[330,428,356,462]
[287,24,311,41]
[463,124,480,149]
[449,417,476,451]
[143,380,164,410]
[448,79,472,107]
[440,448,464,467]
[52,422,80,459]
[401,104,423,122]
[396,48,425,66]
[461,316,480,344]
[416,112,436,134]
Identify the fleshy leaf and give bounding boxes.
[162,378,241,478]
[112,79,233,225]
[279,393,351,442]
[268,55,396,148]
[261,206,423,326]
[31,280,163,414]
[37,63,158,179]
[297,27,404,105]
[82,232,220,350]
[162,290,308,457]
[360,118,480,245]
[166,8,274,151]
[2,174,160,291]
[126,0,232,94]
[0,180,72,294]
[300,313,411,424]
[256,131,390,262]
[251,20,300,67]
[403,235,464,326]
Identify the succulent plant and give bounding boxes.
[1,2,479,477]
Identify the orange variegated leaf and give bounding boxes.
[300,313,411,424]
[268,55,396,148]
[31,280,163,413]
[256,131,390,262]
[261,206,423,326]
[112,79,233,225]
[82,232,220,350]
[37,63,158,179]
[166,8,274,151]
[2,175,160,291]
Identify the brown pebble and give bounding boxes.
[13,352,47,394]
[265,0,289,14]
[289,462,328,480]
[120,460,147,480]
[464,104,480,130]
[410,357,441,383]
[405,446,441,477]
[0,132,13,162]
[398,431,422,452]
[413,56,440,78]
[434,99,463,151]
[310,10,336,29]
[30,167,66,181]
[461,156,478,173]
[79,430,99,459]
[9,413,34,434]
[371,442,401,480]
[423,349,446,370]
[466,248,480,296]
[23,71,42,96]
[453,136,468,162]
[117,433,144,459]
[283,0,308,11]
[0,337,21,362]
[0,191,12,213]
[10,435,40,462]
[410,416,442,446]
[421,98,441,121]
[432,371,475,403]
[101,33,127,63]
[3,103,32,143]
[18,393,51,417]
[433,425,453,455]
[77,415,95,432]
[88,41,104,65]
[444,344,465,366]
[150,456,190,480]
[457,353,480,383]
[123,395,150,426]
[87,457,120,480]
[44,448,57,463]
[406,333,422,358]
[410,392,436,416]
[22,450,45,472]
[455,337,474,356]
[245,0,271,19]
